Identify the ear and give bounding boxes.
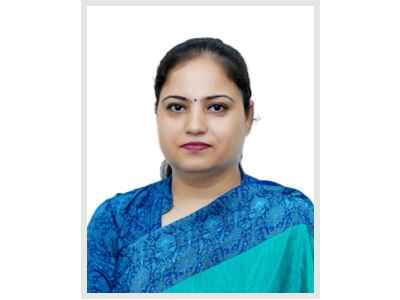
[245,100,254,136]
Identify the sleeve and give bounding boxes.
[87,198,120,293]
[285,187,314,238]
[285,187,315,292]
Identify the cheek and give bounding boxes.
[210,116,246,147]
[157,117,180,145]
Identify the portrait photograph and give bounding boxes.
[83,0,318,295]
[4,0,400,300]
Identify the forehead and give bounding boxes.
[161,55,241,98]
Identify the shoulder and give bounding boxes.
[245,175,314,236]
[248,175,313,209]
[280,185,314,234]
[87,179,165,232]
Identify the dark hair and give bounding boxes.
[154,37,252,179]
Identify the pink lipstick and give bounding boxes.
[181,142,211,152]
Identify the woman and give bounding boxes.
[87,37,314,293]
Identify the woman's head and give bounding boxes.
[154,38,254,178]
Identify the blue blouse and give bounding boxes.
[87,168,314,293]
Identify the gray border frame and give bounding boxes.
[81,0,320,298]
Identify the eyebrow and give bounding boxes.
[161,94,235,103]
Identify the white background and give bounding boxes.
[1,1,400,300]
[87,5,314,218]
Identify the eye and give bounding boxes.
[166,103,186,113]
[208,103,227,112]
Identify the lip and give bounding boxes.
[181,142,211,152]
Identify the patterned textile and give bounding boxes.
[87,168,314,293]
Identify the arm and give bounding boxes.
[87,198,120,292]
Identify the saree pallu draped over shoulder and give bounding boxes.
[87,170,314,293]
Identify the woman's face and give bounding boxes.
[156,54,253,176]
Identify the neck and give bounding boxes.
[171,165,241,207]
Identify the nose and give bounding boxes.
[185,105,207,135]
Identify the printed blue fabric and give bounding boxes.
[87,169,314,293]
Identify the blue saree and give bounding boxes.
[87,169,314,293]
